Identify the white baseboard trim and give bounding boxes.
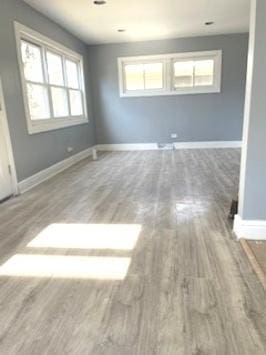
[233,214,266,240]
[174,141,242,149]
[97,141,242,151]
[18,147,94,193]
[97,143,158,151]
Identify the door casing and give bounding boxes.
[0,77,18,198]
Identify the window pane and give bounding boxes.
[194,60,214,86]
[51,87,68,117]
[174,61,193,88]
[66,60,79,89]
[21,41,44,83]
[26,84,50,120]
[144,63,163,89]
[47,51,64,86]
[69,90,83,116]
[124,64,144,91]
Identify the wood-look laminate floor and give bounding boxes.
[0,150,265,355]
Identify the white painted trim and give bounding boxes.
[0,78,19,195]
[174,141,242,149]
[234,214,266,240]
[118,50,222,98]
[97,141,242,151]
[15,22,85,59]
[14,21,89,135]
[97,143,158,151]
[238,0,257,218]
[118,50,222,62]
[18,147,93,193]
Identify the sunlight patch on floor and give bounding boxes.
[0,254,131,280]
[27,224,141,250]
[176,200,209,221]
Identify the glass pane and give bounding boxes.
[47,51,64,86]
[51,87,68,117]
[26,84,50,120]
[124,64,144,91]
[66,60,79,89]
[174,61,193,88]
[194,60,214,86]
[21,40,44,82]
[144,63,163,89]
[69,90,83,116]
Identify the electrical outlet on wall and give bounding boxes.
[67,147,74,153]
[171,133,178,139]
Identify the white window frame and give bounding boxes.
[118,50,222,98]
[14,22,88,134]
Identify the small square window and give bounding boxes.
[124,62,163,92]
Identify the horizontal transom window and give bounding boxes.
[118,50,222,98]
[15,22,88,134]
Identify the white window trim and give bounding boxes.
[14,22,88,135]
[118,50,222,98]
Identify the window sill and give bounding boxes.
[119,86,221,98]
[27,116,89,135]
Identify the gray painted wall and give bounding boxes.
[238,0,266,220]
[0,0,95,181]
[88,34,248,144]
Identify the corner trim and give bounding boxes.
[97,141,242,151]
[234,214,266,240]
[18,147,93,194]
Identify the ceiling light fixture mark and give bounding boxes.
[93,0,106,5]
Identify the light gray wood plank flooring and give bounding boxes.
[0,149,265,354]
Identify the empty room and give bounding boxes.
[0,0,265,354]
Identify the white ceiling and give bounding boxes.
[23,0,250,45]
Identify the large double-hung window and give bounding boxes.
[15,22,88,134]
